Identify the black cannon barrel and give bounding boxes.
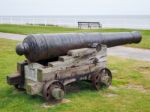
[16,31,142,62]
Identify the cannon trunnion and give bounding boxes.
[7,32,142,102]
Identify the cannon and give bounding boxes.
[7,32,142,101]
[16,32,141,62]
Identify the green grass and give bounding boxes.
[0,24,150,49]
[0,39,150,112]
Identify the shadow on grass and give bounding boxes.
[0,81,96,104]
[65,80,107,95]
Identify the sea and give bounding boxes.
[0,15,150,29]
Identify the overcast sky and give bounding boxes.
[0,0,149,16]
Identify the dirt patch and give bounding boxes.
[104,93,118,97]
[110,69,118,74]
[135,65,150,76]
[103,86,119,97]
[41,99,71,108]
[121,84,149,93]
[109,86,119,91]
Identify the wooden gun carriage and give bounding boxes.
[7,32,142,101]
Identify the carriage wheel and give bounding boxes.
[100,68,112,87]
[43,80,65,102]
[92,68,112,90]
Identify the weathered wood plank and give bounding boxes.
[59,56,73,61]
[68,48,97,57]
[26,81,44,95]
[37,64,91,82]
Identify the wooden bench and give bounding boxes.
[78,22,102,29]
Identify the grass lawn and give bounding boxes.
[0,24,150,49]
[0,38,150,112]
